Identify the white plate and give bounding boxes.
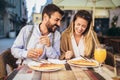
[48,59,66,64]
[67,57,99,68]
[28,61,63,72]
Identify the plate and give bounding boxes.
[28,61,64,72]
[48,59,66,64]
[67,57,99,68]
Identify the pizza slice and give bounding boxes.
[68,59,97,66]
[30,63,64,71]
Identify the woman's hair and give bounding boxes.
[42,4,64,20]
[73,10,92,35]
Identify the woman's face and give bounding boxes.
[74,17,88,36]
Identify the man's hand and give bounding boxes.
[27,49,42,58]
[39,36,51,47]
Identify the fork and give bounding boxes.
[32,59,51,64]
[80,55,93,62]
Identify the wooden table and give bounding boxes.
[6,63,116,80]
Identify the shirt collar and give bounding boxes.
[36,24,53,37]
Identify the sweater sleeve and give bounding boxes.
[60,32,74,59]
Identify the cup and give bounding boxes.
[94,44,107,73]
[94,44,107,64]
[35,43,44,56]
[114,54,120,78]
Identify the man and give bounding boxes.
[11,4,64,64]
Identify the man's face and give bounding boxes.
[46,12,63,33]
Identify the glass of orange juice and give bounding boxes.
[33,42,44,61]
[35,43,44,56]
[94,44,107,72]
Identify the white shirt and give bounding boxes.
[11,25,61,61]
[71,35,85,57]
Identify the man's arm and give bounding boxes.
[11,25,32,59]
[43,31,61,59]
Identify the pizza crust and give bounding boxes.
[68,59,97,66]
[30,63,64,70]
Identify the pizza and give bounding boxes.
[29,63,64,71]
[68,59,97,66]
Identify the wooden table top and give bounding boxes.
[6,63,116,80]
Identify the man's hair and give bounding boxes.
[42,4,64,20]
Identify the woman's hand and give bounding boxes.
[65,51,73,60]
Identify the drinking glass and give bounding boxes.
[94,45,107,72]
[114,54,120,78]
[35,43,44,55]
[32,42,44,61]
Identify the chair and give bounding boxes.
[105,51,114,67]
[0,48,18,78]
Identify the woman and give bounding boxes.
[60,10,100,60]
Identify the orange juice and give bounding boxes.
[94,48,107,63]
[35,48,43,56]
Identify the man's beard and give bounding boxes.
[46,21,59,33]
